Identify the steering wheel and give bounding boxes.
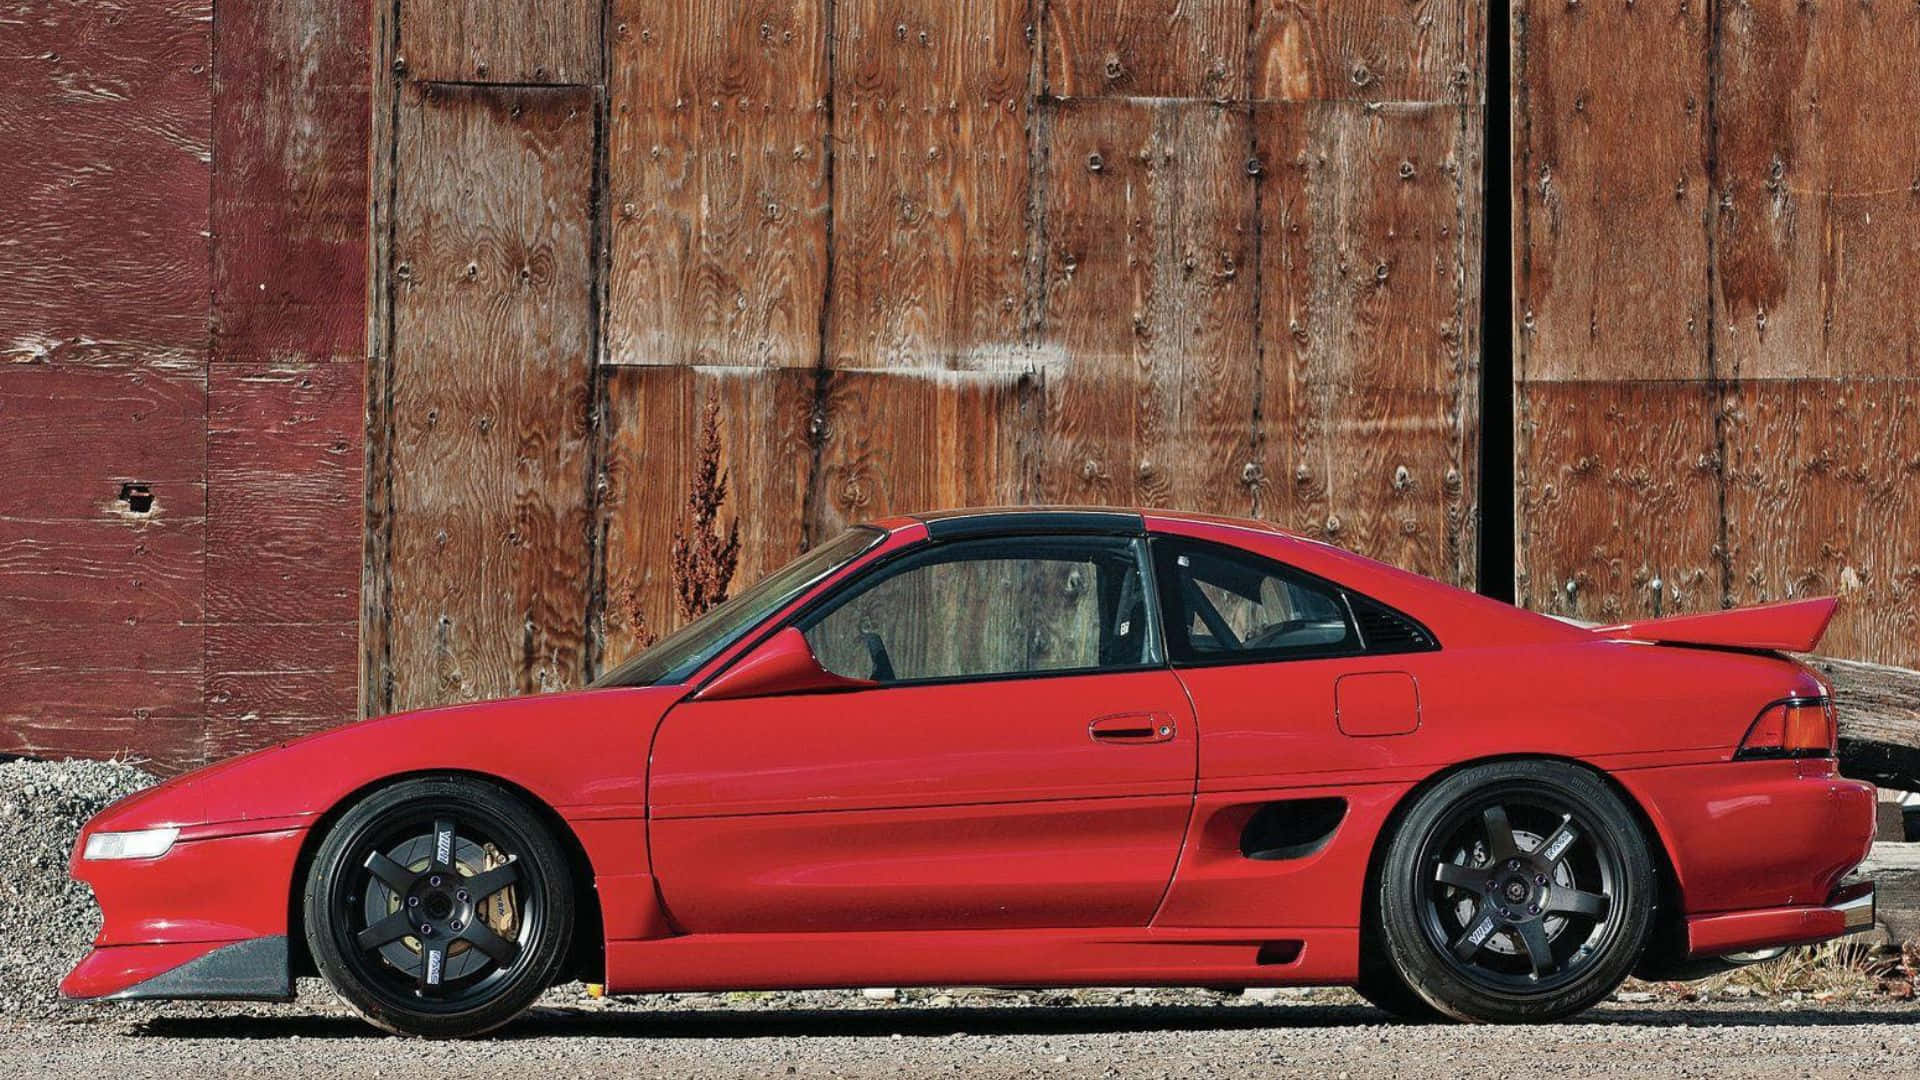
[860,631,896,682]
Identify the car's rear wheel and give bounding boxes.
[1376,760,1654,1023]
[303,776,574,1038]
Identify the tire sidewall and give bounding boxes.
[1378,760,1655,1023]
[303,776,575,1038]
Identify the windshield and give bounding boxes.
[590,527,884,688]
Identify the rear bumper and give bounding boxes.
[1685,880,1876,958]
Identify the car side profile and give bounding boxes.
[65,509,1876,1036]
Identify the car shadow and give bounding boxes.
[130,1001,1915,1041]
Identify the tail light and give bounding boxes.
[1736,696,1836,759]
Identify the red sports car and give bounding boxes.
[65,509,1875,1036]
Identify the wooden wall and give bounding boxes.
[1514,0,1920,664]
[0,0,369,770]
[367,0,1487,705]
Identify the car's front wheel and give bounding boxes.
[1376,759,1655,1023]
[303,776,575,1037]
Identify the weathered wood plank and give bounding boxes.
[205,622,359,758]
[0,619,203,770]
[1516,381,1724,622]
[606,0,828,367]
[207,362,363,624]
[1723,380,1920,667]
[0,360,208,523]
[1513,0,1708,382]
[381,84,596,709]
[1255,103,1475,581]
[827,0,1032,371]
[810,369,1044,536]
[1250,0,1471,104]
[598,366,816,670]
[1810,658,1920,794]
[0,517,204,626]
[1045,0,1247,101]
[211,0,371,363]
[1036,99,1256,512]
[399,0,599,84]
[0,0,212,364]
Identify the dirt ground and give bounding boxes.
[6,986,1919,1079]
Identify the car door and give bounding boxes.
[647,533,1198,934]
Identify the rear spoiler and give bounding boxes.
[1593,596,1839,653]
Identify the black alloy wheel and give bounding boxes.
[1376,760,1654,1022]
[304,776,574,1037]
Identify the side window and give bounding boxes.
[1153,539,1426,663]
[799,537,1159,684]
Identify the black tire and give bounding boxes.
[1376,760,1654,1023]
[1353,964,1444,1021]
[303,776,574,1038]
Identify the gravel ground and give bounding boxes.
[7,758,1918,1076]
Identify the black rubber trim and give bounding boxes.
[107,935,293,1002]
[918,509,1145,540]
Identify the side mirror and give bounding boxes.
[696,627,878,701]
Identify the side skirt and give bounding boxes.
[603,926,1359,995]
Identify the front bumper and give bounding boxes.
[1686,880,1876,957]
[62,937,292,1001]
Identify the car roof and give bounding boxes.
[900,506,1290,541]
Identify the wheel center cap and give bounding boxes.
[1504,878,1529,903]
[424,893,454,920]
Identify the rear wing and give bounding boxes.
[1593,596,1839,653]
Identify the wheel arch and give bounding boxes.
[285,768,606,985]
[1356,753,1683,979]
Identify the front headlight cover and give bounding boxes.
[83,826,180,861]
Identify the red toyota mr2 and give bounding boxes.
[66,509,1875,1035]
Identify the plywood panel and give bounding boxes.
[1516,381,1724,623]
[382,84,596,709]
[1045,0,1247,100]
[598,367,816,669]
[1250,0,1471,104]
[811,369,1044,536]
[0,618,205,772]
[1715,0,1920,380]
[1255,102,1475,581]
[205,622,360,758]
[1723,381,1920,666]
[828,0,1032,370]
[0,0,212,364]
[0,517,204,626]
[212,0,371,363]
[607,0,828,367]
[1036,99,1257,513]
[399,0,598,84]
[0,360,208,523]
[1513,0,1708,382]
[207,363,363,624]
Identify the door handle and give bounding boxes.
[1089,713,1175,744]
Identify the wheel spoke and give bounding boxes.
[1451,907,1501,961]
[1538,815,1580,866]
[420,942,447,989]
[457,920,521,966]
[1481,804,1520,863]
[431,817,459,872]
[462,857,520,901]
[364,851,414,895]
[1547,887,1610,919]
[1434,860,1483,891]
[1514,918,1556,978]
[356,910,414,951]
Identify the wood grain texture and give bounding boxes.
[1251,0,1471,104]
[811,369,1045,536]
[399,0,599,84]
[1036,99,1257,513]
[1516,381,1724,623]
[598,366,816,669]
[206,622,360,758]
[1045,0,1247,100]
[606,0,828,367]
[0,0,212,365]
[1513,0,1708,382]
[207,362,363,624]
[381,84,596,710]
[828,0,1033,371]
[1723,380,1920,666]
[0,618,205,772]
[1256,103,1475,582]
[212,0,371,364]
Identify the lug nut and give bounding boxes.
[456,890,470,903]
[1528,904,1541,915]
[1535,874,1548,885]
[1506,859,1521,871]
[450,920,464,932]
[429,875,443,888]
[407,896,420,907]
[420,924,434,936]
